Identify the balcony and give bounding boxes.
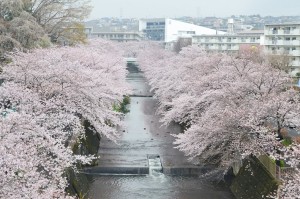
[265,40,284,45]
[210,45,219,50]
[290,50,300,56]
[265,29,300,35]
[291,29,300,35]
[204,39,217,43]
[291,60,300,67]
[292,40,300,45]
[265,30,283,35]
[280,40,300,46]
[264,40,300,46]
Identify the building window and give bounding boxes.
[227,38,231,42]
[284,27,291,34]
[241,37,246,42]
[292,37,297,40]
[272,28,278,34]
[187,31,195,34]
[250,37,255,42]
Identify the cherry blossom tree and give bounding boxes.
[0,82,89,198]
[0,39,130,198]
[136,43,300,197]
[2,39,130,140]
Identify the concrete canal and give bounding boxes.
[86,63,234,199]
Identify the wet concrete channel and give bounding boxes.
[86,63,234,199]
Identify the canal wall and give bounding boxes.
[66,120,101,198]
[228,155,279,199]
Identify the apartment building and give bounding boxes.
[264,23,300,74]
[87,30,144,42]
[192,31,264,52]
[84,20,143,42]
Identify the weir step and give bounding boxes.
[83,166,149,175]
[82,165,209,176]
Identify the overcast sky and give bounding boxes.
[89,0,300,19]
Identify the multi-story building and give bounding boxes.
[139,18,166,41]
[264,23,300,75]
[139,18,225,43]
[86,28,144,42]
[84,19,143,42]
[192,31,264,52]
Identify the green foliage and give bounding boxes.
[279,160,285,168]
[281,138,292,147]
[268,157,285,168]
[113,96,130,113]
[123,95,130,105]
[58,23,88,45]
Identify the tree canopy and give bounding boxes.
[0,39,131,198]
[0,0,91,59]
[135,43,300,198]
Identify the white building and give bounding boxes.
[139,18,225,43]
[264,23,300,75]
[192,31,264,52]
[86,28,144,42]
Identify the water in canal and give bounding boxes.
[87,174,233,199]
[87,63,234,199]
